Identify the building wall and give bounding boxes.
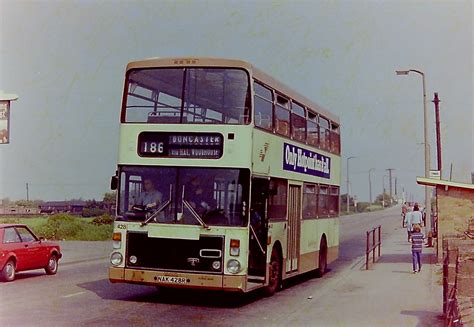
[437,186,474,260]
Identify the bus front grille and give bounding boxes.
[126,232,224,273]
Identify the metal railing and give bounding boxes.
[366,225,381,270]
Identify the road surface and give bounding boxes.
[0,206,405,326]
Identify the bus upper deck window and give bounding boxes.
[253,82,273,131]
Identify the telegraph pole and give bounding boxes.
[368,168,375,205]
[432,92,442,176]
[386,168,395,205]
[26,183,29,202]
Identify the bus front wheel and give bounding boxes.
[264,248,281,296]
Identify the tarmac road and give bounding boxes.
[0,206,442,326]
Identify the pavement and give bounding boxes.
[319,225,444,327]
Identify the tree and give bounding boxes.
[375,193,396,207]
[103,192,116,204]
[14,199,43,207]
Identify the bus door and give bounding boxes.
[286,185,301,273]
[248,177,268,279]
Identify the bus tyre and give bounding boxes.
[1,260,16,282]
[316,238,327,278]
[264,248,281,297]
[45,255,58,275]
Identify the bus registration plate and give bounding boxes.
[156,276,188,284]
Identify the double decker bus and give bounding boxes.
[109,57,340,295]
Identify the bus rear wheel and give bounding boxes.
[316,238,327,277]
[264,248,281,296]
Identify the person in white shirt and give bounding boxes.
[411,203,423,227]
[136,178,162,209]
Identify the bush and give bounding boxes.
[82,207,107,217]
[90,214,114,226]
[356,202,371,213]
[2,214,114,241]
[36,214,84,240]
[364,205,384,212]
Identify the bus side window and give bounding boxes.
[307,112,319,146]
[330,122,340,154]
[268,179,287,220]
[253,82,273,131]
[303,183,317,219]
[319,116,330,151]
[275,95,290,137]
[318,185,329,217]
[291,102,306,142]
[329,186,340,216]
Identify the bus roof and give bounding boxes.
[126,57,340,125]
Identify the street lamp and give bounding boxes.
[368,168,375,204]
[396,69,431,234]
[346,156,356,213]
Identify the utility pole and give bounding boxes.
[26,183,29,202]
[346,156,356,213]
[382,175,387,208]
[386,168,395,205]
[432,92,442,177]
[368,168,375,205]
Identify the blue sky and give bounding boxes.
[0,0,472,202]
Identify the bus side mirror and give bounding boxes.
[111,175,118,190]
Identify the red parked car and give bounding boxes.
[0,224,62,282]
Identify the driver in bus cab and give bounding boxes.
[135,178,162,209]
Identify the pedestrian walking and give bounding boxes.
[401,202,408,225]
[411,203,423,227]
[403,206,413,242]
[410,224,424,273]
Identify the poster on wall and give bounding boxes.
[0,101,10,144]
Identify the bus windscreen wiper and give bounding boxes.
[180,185,210,229]
[141,185,173,226]
[182,199,209,229]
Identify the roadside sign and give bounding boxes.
[429,170,441,180]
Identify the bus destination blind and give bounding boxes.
[138,132,223,159]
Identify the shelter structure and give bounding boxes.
[416,177,474,261]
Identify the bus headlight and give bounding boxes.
[226,259,241,274]
[110,252,123,266]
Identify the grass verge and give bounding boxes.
[0,214,113,241]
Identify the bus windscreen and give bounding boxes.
[118,166,250,227]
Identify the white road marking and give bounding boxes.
[62,291,86,298]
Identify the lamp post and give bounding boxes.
[368,168,375,204]
[396,69,431,234]
[346,156,356,213]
